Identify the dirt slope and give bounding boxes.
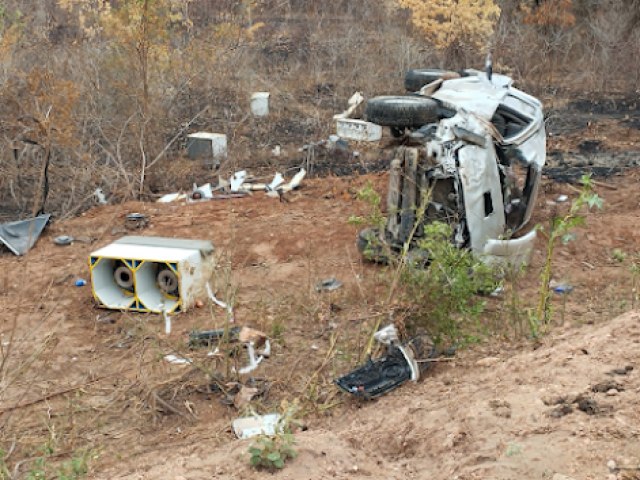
[107,309,640,480]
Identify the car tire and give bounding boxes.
[404,68,458,91]
[365,96,439,129]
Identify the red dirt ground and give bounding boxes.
[1,163,639,479]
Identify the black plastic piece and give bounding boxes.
[189,326,241,348]
[335,346,413,399]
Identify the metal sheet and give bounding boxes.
[0,214,50,255]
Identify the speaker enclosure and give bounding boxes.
[89,236,215,313]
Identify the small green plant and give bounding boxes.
[505,443,522,457]
[611,248,626,263]
[400,221,498,344]
[248,401,299,471]
[630,253,640,309]
[535,175,602,326]
[348,181,386,230]
[57,450,91,480]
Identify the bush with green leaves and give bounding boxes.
[248,432,297,471]
[399,221,498,344]
[247,401,299,471]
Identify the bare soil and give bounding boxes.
[1,96,639,479]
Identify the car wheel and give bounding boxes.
[404,68,459,91]
[365,96,439,129]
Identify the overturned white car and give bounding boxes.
[358,68,546,268]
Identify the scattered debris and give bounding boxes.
[164,354,192,365]
[90,236,215,313]
[205,283,235,322]
[232,413,281,439]
[0,214,50,256]
[250,92,270,117]
[335,325,435,399]
[94,188,108,205]
[75,279,87,287]
[53,235,74,246]
[186,132,227,168]
[315,277,343,292]
[333,91,365,121]
[158,168,306,204]
[188,323,270,375]
[157,193,187,203]
[556,194,569,203]
[163,309,171,335]
[125,213,149,230]
[552,284,574,295]
[189,326,242,348]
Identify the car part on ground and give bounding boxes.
[0,214,50,256]
[359,69,545,268]
[335,325,436,399]
[89,236,215,313]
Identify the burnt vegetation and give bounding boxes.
[0,0,638,220]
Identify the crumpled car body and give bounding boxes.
[362,70,546,267]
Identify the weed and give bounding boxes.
[611,248,626,263]
[248,401,299,471]
[630,254,640,309]
[505,443,523,457]
[352,182,498,347]
[400,222,498,345]
[535,175,602,327]
[0,449,10,480]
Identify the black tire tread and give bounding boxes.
[365,96,439,128]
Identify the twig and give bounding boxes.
[145,106,209,170]
[0,362,153,414]
[416,357,455,363]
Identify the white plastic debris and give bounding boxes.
[232,413,282,439]
[94,188,108,205]
[267,172,285,191]
[192,183,214,200]
[157,193,186,203]
[373,324,400,345]
[280,168,306,192]
[164,354,192,365]
[163,309,171,335]
[205,282,234,322]
[238,342,265,374]
[333,91,365,120]
[230,171,248,192]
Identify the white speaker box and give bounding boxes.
[89,236,215,313]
